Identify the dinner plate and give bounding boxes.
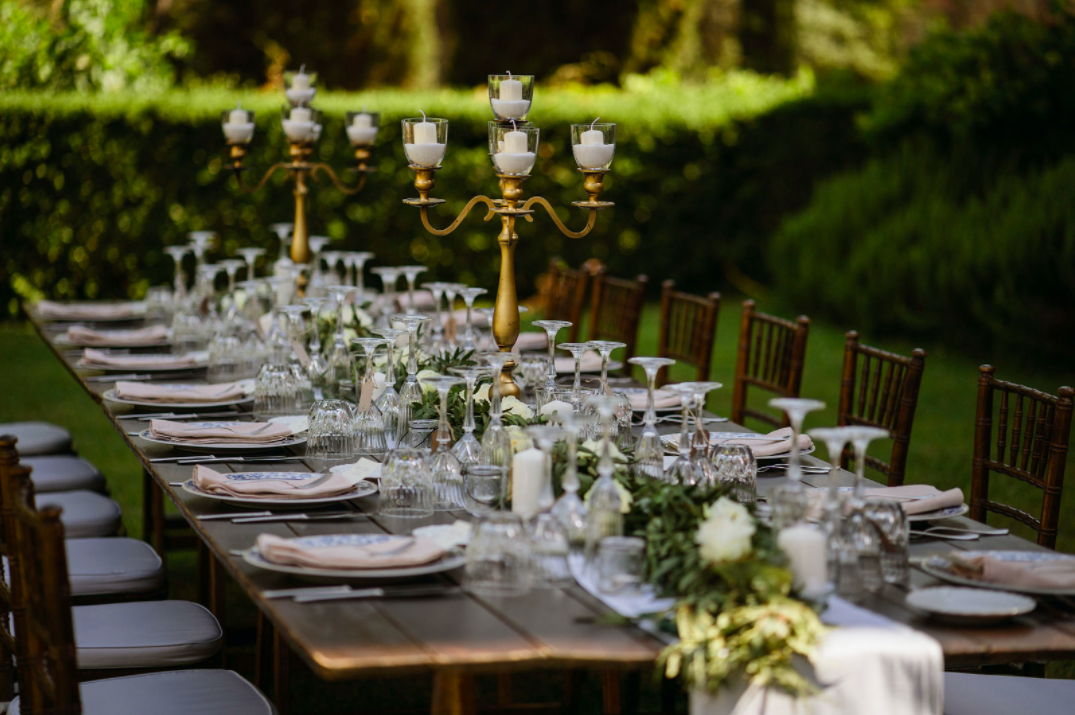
[137,424,307,452]
[183,476,377,509]
[76,350,209,372]
[905,586,1035,625]
[660,433,815,461]
[34,303,147,323]
[618,387,682,413]
[103,383,255,410]
[918,550,1075,596]
[907,504,970,522]
[55,334,172,349]
[556,360,623,375]
[242,533,467,581]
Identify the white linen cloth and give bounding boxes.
[66,324,168,346]
[35,300,143,320]
[150,420,292,444]
[862,484,965,516]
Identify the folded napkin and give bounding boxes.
[255,533,446,570]
[949,552,1075,590]
[193,465,360,499]
[711,427,814,458]
[66,324,168,346]
[82,348,196,369]
[151,419,293,444]
[555,350,604,374]
[36,300,143,320]
[408,290,437,310]
[513,332,548,352]
[864,484,965,516]
[627,388,681,411]
[116,380,246,403]
[450,307,489,328]
[330,457,383,481]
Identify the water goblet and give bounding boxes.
[424,375,466,510]
[442,283,467,348]
[370,267,401,325]
[479,351,519,467]
[550,411,589,553]
[840,426,890,596]
[188,230,217,270]
[532,320,572,393]
[627,357,676,479]
[464,511,531,597]
[269,222,293,270]
[390,313,431,434]
[663,384,705,485]
[768,397,826,531]
[299,297,331,399]
[422,281,450,353]
[399,266,427,314]
[165,245,192,299]
[324,285,356,398]
[807,425,857,590]
[237,247,266,280]
[380,447,434,518]
[684,381,723,483]
[458,288,487,352]
[463,463,507,516]
[344,252,375,294]
[349,337,389,457]
[449,366,489,465]
[305,399,357,472]
[280,305,315,409]
[475,307,497,350]
[207,322,244,384]
[372,327,406,444]
[557,342,594,409]
[253,314,300,419]
[321,251,343,285]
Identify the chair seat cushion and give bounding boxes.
[73,601,223,669]
[23,455,106,493]
[67,538,165,596]
[945,672,1075,715]
[10,669,275,715]
[37,490,122,538]
[0,421,72,456]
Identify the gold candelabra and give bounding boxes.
[401,77,615,396]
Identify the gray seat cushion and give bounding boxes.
[23,455,106,493]
[37,490,122,538]
[945,672,1075,715]
[10,669,276,715]
[73,601,223,669]
[0,421,73,456]
[67,538,165,596]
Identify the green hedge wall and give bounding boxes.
[0,77,867,315]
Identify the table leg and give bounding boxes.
[273,627,291,715]
[142,468,165,557]
[601,671,621,715]
[431,671,475,715]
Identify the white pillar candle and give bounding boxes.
[229,103,248,125]
[503,130,528,153]
[777,524,828,597]
[290,107,312,123]
[291,69,311,91]
[500,78,523,101]
[581,128,604,146]
[573,124,615,170]
[353,113,373,129]
[347,112,378,146]
[404,115,445,168]
[413,120,437,145]
[512,447,545,520]
[494,129,535,174]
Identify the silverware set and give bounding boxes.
[910,525,1009,541]
[200,510,367,523]
[262,584,461,603]
[136,411,242,421]
[756,464,831,474]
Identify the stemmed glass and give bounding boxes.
[768,397,827,531]
[372,327,407,445]
[238,248,265,280]
[424,375,466,511]
[344,252,375,295]
[449,366,488,466]
[253,311,299,419]
[627,357,677,480]
[589,340,632,443]
[479,352,518,467]
[219,259,246,316]
[325,285,356,399]
[532,320,572,401]
[459,288,487,351]
[188,231,217,271]
[304,236,332,296]
[269,223,293,273]
[583,395,625,565]
[165,246,192,300]
[664,384,704,485]
[683,381,724,483]
[321,251,343,285]
[281,305,315,410]
[422,282,450,354]
[557,342,594,410]
[808,426,857,597]
[475,308,497,350]
[349,337,389,457]
[299,297,331,400]
[526,424,573,588]
[550,411,589,553]
[399,266,427,313]
[392,314,431,434]
[370,267,401,325]
[840,426,890,596]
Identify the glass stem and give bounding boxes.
[678,399,691,460]
[545,331,557,386]
[356,264,365,294]
[384,342,396,384]
[465,301,473,341]
[490,374,502,419]
[853,441,866,501]
[600,354,610,391]
[437,388,451,447]
[335,297,346,345]
[788,417,803,484]
[463,378,476,433]
[643,369,658,430]
[564,431,579,493]
[573,358,582,405]
[407,329,418,376]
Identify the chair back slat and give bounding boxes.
[587,272,647,374]
[971,366,1074,549]
[544,258,601,343]
[655,280,720,387]
[730,301,810,430]
[836,332,927,486]
[0,436,23,702]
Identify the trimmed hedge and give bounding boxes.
[0,76,867,315]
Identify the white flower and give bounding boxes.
[354,307,373,328]
[584,479,633,514]
[582,438,627,463]
[417,369,442,393]
[371,371,387,401]
[474,383,491,402]
[540,400,573,421]
[695,497,756,565]
[506,426,532,453]
[502,396,533,419]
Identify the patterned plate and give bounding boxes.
[183,474,377,509]
[242,533,467,580]
[103,384,254,410]
[137,424,306,453]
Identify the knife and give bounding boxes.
[232,512,366,524]
[294,586,461,603]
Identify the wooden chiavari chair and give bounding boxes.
[0,435,29,703]
[544,258,601,342]
[837,332,927,486]
[587,273,648,375]
[655,280,721,387]
[730,300,810,429]
[970,366,1074,549]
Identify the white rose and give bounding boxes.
[584,479,633,514]
[416,369,441,394]
[506,425,531,453]
[474,383,491,403]
[502,396,533,420]
[371,371,388,401]
[340,304,355,326]
[582,438,627,463]
[354,307,374,328]
[695,497,756,565]
[540,400,573,421]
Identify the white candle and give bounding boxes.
[347,114,378,146]
[405,116,445,168]
[229,103,248,124]
[512,448,545,520]
[494,129,535,174]
[777,524,828,597]
[291,69,311,91]
[353,113,373,129]
[503,130,528,153]
[500,78,523,101]
[573,124,615,170]
[290,107,312,123]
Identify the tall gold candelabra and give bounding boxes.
[401,76,615,396]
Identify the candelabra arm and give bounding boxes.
[418,196,498,237]
[309,162,368,196]
[232,162,290,194]
[521,197,599,239]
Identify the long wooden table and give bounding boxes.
[25,311,1075,713]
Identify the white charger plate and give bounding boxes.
[242,533,466,581]
[905,586,1035,625]
[661,433,815,462]
[137,423,306,452]
[77,350,208,372]
[918,550,1075,596]
[183,475,377,509]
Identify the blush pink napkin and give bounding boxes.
[513,332,548,352]
[864,485,965,516]
[714,427,814,458]
[36,300,143,320]
[255,533,445,569]
[193,465,358,499]
[450,308,488,328]
[115,381,246,403]
[82,348,196,369]
[554,350,604,374]
[66,324,168,346]
[950,553,1075,590]
[152,419,293,444]
[627,388,680,411]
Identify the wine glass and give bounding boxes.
[550,411,590,554]
[663,384,704,485]
[840,426,890,596]
[424,375,466,510]
[280,304,315,410]
[459,288,487,352]
[588,340,632,444]
[627,357,676,480]
[399,266,427,314]
[253,312,299,419]
[299,297,331,399]
[349,337,389,457]
[685,381,723,483]
[269,223,293,272]
[422,281,450,354]
[479,351,518,467]
[188,231,217,271]
[557,342,594,410]
[370,267,401,326]
[324,285,356,399]
[372,327,406,445]
[768,397,827,531]
[165,245,192,300]
[583,395,625,565]
[344,251,374,294]
[449,366,488,466]
[391,314,431,433]
[532,320,572,390]
[475,307,497,350]
[237,247,265,280]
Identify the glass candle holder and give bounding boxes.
[281,105,322,144]
[571,122,616,171]
[345,111,379,146]
[221,107,255,144]
[488,74,534,121]
[596,536,645,594]
[489,121,539,177]
[402,116,448,168]
[284,67,317,106]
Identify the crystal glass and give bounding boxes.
[401,419,438,449]
[254,317,299,419]
[321,251,343,285]
[207,324,243,384]
[463,463,507,516]
[442,283,466,349]
[517,355,547,394]
[188,231,217,270]
[144,285,173,323]
[324,285,356,399]
[663,384,704,485]
[488,74,534,121]
[807,425,857,590]
[280,304,314,410]
[449,366,488,466]
[684,381,723,484]
[401,116,448,169]
[238,247,266,279]
[597,536,644,594]
[344,251,375,296]
[583,395,625,565]
[345,111,379,146]
[465,511,531,597]
[269,223,294,273]
[425,375,465,511]
[570,122,616,172]
[165,245,192,299]
[864,498,909,586]
[379,447,434,518]
[391,314,431,436]
[305,399,357,472]
[350,337,388,457]
[299,297,331,400]
[838,426,891,597]
[526,425,564,514]
[768,398,826,531]
[219,259,245,300]
[532,319,572,400]
[305,235,333,297]
[528,511,572,588]
[557,342,593,410]
[172,309,213,354]
[489,121,539,177]
[373,327,406,445]
[475,307,497,350]
[627,357,676,480]
[370,267,401,326]
[479,352,518,468]
[713,443,757,504]
[399,266,427,314]
[459,288,487,352]
[422,281,449,354]
[550,412,589,554]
